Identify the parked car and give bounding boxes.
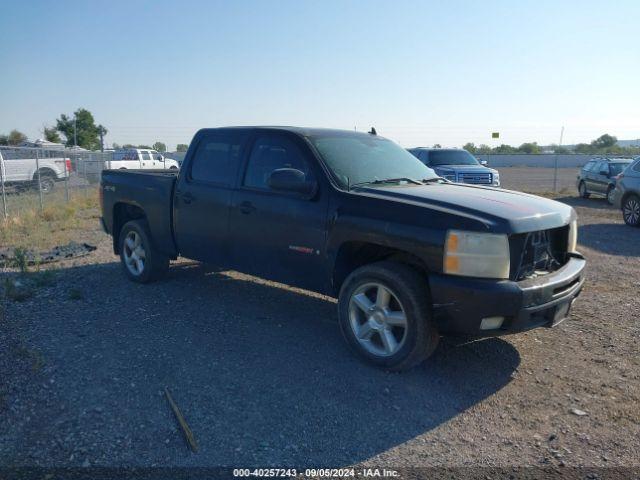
[406,148,500,186]
[100,127,585,370]
[576,157,633,204]
[0,149,72,193]
[110,149,180,170]
[611,157,640,226]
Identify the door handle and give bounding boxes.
[239,201,256,214]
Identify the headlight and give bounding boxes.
[493,173,500,186]
[568,220,578,253]
[444,230,510,279]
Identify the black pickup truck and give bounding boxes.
[100,127,585,370]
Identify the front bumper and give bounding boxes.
[429,254,586,335]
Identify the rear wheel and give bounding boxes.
[119,220,169,283]
[623,195,640,227]
[35,172,56,194]
[606,185,616,205]
[338,261,439,371]
[578,181,590,198]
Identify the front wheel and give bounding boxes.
[623,195,640,227]
[338,261,439,371]
[119,220,169,283]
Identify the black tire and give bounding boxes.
[338,261,439,371]
[578,181,590,198]
[606,185,616,205]
[36,173,56,194]
[118,220,169,283]
[622,194,640,227]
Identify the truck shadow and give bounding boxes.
[577,223,640,256]
[11,260,520,467]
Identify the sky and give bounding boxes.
[1,0,639,150]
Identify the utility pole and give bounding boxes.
[73,115,77,147]
[553,126,565,193]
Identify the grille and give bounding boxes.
[458,172,492,184]
[510,226,569,281]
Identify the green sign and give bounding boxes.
[492,132,500,139]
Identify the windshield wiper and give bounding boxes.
[350,177,423,190]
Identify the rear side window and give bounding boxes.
[113,150,138,161]
[140,151,152,161]
[243,135,314,190]
[189,134,245,185]
[582,161,595,172]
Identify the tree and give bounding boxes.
[591,133,617,150]
[55,108,103,150]
[97,125,108,152]
[476,144,493,154]
[574,143,593,154]
[462,142,477,153]
[176,143,189,152]
[43,126,61,143]
[493,144,517,154]
[517,142,541,154]
[7,129,27,145]
[112,143,121,150]
[152,142,167,153]
[432,143,441,148]
[0,134,8,145]
[551,144,570,154]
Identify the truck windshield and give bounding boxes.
[309,134,437,188]
[429,150,479,166]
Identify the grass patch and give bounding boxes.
[0,189,100,250]
[3,278,34,302]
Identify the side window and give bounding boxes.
[633,160,640,173]
[243,135,314,190]
[141,151,152,161]
[583,161,595,172]
[595,161,608,174]
[419,151,430,164]
[189,134,244,185]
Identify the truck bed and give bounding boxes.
[101,169,180,256]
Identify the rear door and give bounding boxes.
[228,132,329,291]
[592,161,609,193]
[173,131,248,264]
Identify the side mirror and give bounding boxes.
[268,168,317,196]
[480,160,488,166]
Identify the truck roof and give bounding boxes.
[195,126,381,139]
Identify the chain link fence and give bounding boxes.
[0,146,113,218]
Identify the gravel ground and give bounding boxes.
[499,167,578,193]
[1,191,638,471]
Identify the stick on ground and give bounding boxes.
[165,387,198,452]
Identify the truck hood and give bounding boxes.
[354,183,575,234]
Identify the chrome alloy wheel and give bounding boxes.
[123,231,146,276]
[348,282,408,357]
[623,197,640,225]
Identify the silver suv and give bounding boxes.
[612,157,640,227]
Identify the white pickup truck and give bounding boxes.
[0,151,71,193]
[110,149,180,170]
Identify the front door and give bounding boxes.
[229,133,328,292]
[173,132,247,264]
